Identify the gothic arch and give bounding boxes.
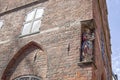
[1,41,47,80]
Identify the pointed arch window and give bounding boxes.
[21,8,44,36]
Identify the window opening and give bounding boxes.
[21,8,44,35]
[0,20,4,29]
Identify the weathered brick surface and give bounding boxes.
[0,0,112,80]
[6,45,47,80]
[93,0,112,80]
[0,0,46,13]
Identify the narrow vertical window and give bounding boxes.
[0,20,4,29]
[21,8,44,35]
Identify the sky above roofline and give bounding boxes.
[106,0,120,79]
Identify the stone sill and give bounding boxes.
[78,60,93,65]
[19,31,40,38]
[78,60,97,69]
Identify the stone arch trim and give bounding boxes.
[13,74,42,80]
[1,41,47,80]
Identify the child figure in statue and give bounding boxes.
[81,28,95,62]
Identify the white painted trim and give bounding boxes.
[40,27,59,34]
[19,19,81,37]
[0,39,10,44]
[0,20,4,29]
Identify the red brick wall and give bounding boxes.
[93,0,112,80]
[0,0,112,80]
[2,45,47,80]
[0,0,45,13]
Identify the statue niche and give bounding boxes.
[81,27,95,62]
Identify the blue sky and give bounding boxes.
[106,0,120,79]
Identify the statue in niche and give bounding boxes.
[81,27,95,62]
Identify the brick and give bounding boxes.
[0,0,112,80]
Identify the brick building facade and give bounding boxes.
[0,0,112,80]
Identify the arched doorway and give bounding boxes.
[1,41,47,80]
